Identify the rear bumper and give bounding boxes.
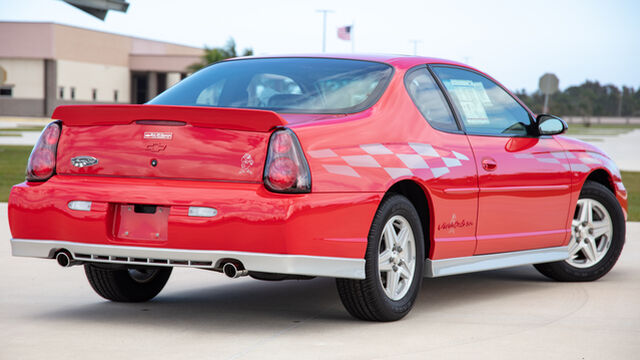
[10,238,365,279]
[9,175,382,277]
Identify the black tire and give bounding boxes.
[534,180,625,282]
[336,194,425,321]
[84,264,172,302]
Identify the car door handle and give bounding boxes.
[481,158,497,171]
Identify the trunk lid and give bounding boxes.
[54,105,286,182]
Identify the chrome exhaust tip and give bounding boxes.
[55,250,77,267]
[222,261,249,279]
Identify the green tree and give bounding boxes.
[188,38,253,73]
[516,80,639,116]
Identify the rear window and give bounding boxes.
[149,58,394,114]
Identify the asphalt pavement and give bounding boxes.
[1,202,639,359]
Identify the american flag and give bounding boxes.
[337,25,352,41]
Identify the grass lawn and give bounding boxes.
[0,146,31,202]
[0,145,639,221]
[0,126,45,132]
[622,171,640,222]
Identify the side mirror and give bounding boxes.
[536,114,567,136]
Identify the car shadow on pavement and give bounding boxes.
[32,265,551,329]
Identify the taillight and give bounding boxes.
[26,121,61,182]
[264,128,311,193]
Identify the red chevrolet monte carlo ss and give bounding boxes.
[9,55,627,321]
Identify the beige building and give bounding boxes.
[0,22,203,117]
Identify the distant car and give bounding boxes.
[8,55,627,321]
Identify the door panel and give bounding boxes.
[431,65,573,254]
[468,135,572,254]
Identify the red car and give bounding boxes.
[8,55,627,321]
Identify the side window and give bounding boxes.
[432,66,532,136]
[404,67,459,132]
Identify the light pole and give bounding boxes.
[316,9,334,52]
[409,39,422,56]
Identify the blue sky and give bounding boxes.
[2,0,638,92]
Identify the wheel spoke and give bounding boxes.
[591,219,611,239]
[379,262,393,272]
[398,262,412,280]
[383,222,397,249]
[580,200,593,223]
[397,226,410,250]
[582,239,597,262]
[568,237,581,257]
[378,250,393,272]
[399,246,412,264]
[379,249,393,263]
[386,269,400,297]
[571,219,581,228]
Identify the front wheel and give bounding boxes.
[336,194,424,321]
[84,264,172,302]
[534,180,625,281]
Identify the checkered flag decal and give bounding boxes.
[308,142,470,179]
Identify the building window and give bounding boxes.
[114,90,118,102]
[59,86,64,99]
[92,89,97,101]
[70,87,76,100]
[0,86,13,97]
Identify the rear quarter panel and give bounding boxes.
[290,67,479,259]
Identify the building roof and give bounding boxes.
[0,21,202,72]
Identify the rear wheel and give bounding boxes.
[534,181,625,281]
[84,264,172,302]
[336,194,424,321]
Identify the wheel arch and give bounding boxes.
[384,180,432,259]
[585,168,615,193]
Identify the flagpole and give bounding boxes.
[351,20,355,53]
[316,9,334,52]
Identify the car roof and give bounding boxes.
[229,53,470,71]
[225,54,522,115]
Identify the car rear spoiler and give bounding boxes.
[52,105,288,132]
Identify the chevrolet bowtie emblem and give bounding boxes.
[146,143,167,152]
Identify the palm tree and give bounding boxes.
[188,38,253,73]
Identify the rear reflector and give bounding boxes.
[68,201,92,211]
[188,207,218,217]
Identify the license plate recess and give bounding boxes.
[112,204,169,242]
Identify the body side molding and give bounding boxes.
[425,246,569,277]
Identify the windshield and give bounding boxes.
[149,58,394,114]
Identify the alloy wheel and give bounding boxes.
[378,215,417,300]
[566,198,613,268]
